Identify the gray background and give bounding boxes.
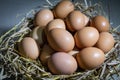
[0,0,120,36]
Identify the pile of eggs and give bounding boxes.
[18,0,115,75]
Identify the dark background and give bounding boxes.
[0,0,120,36]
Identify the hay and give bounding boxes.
[0,0,120,80]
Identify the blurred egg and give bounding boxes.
[74,27,99,49]
[18,37,39,59]
[68,50,79,57]
[48,52,77,74]
[53,0,74,19]
[96,32,115,53]
[76,47,105,70]
[47,28,75,52]
[45,19,66,34]
[65,10,85,32]
[30,27,46,47]
[91,15,110,32]
[34,9,54,28]
[40,44,55,66]
[83,14,89,26]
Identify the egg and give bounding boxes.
[30,27,46,47]
[18,37,39,59]
[53,0,74,19]
[65,10,85,32]
[45,19,66,34]
[40,44,55,66]
[91,15,110,32]
[76,47,105,70]
[47,28,75,52]
[34,9,54,28]
[84,14,89,26]
[48,52,77,74]
[74,27,99,49]
[96,32,115,53]
[68,50,79,57]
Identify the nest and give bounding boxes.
[0,0,120,80]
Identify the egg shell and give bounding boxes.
[47,28,75,52]
[40,44,55,66]
[74,27,99,49]
[18,37,39,59]
[34,9,54,28]
[65,10,85,32]
[30,27,46,47]
[91,15,110,32]
[53,0,74,19]
[76,47,105,70]
[68,50,79,57]
[83,14,89,26]
[96,32,115,53]
[45,19,66,34]
[48,52,77,74]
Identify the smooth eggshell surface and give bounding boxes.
[76,47,105,70]
[45,19,66,34]
[30,27,46,47]
[18,37,39,59]
[66,10,85,32]
[91,15,110,32]
[40,44,55,66]
[96,32,115,53]
[34,9,54,28]
[53,0,74,19]
[74,27,99,49]
[47,28,75,52]
[48,52,77,74]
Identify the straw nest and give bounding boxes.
[0,0,120,80]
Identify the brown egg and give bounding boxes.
[96,32,115,53]
[30,27,46,47]
[68,50,79,57]
[76,47,105,70]
[91,15,110,32]
[18,37,39,59]
[74,27,99,49]
[45,19,66,34]
[47,28,75,52]
[34,9,54,28]
[40,44,55,66]
[84,14,89,26]
[48,52,77,74]
[53,0,74,19]
[65,10,85,32]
